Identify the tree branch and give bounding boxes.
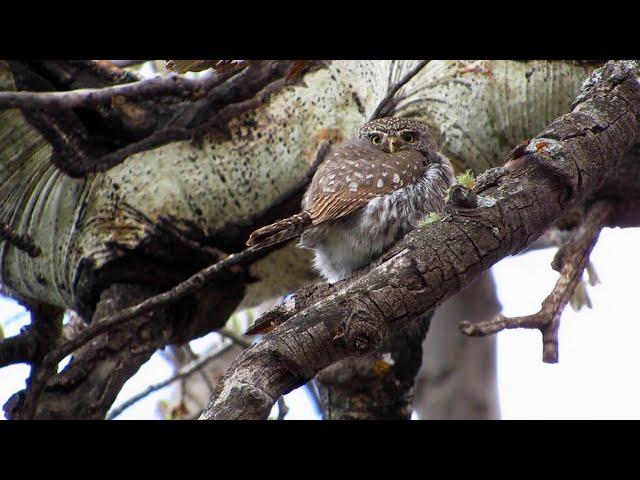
[0,221,41,257]
[0,66,247,111]
[199,60,640,420]
[370,60,430,120]
[9,132,330,418]
[0,331,37,368]
[107,340,236,420]
[459,200,612,363]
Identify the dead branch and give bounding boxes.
[106,340,236,420]
[370,60,430,120]
[108,60,148,68]
[459,200,613,363]
[199,60,640,420]
[18,247,260,418]
[0,65,247,111]
[0,221,41,257]
[0,331,37,368]
[16,138,330,419]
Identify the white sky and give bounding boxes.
[1,226,639,420]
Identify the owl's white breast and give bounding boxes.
[302,158,454,283]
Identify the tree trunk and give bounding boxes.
[413,271,500,419]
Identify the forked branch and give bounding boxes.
[459,201,613,363]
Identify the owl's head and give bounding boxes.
[357,117,435,154]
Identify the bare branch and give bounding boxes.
[0,331,37,368]
[0,304,63,368]
[200,60,640,420]
[18,247,259,418]
[0,65,247,111]
[107,60,148,68]
[460,200,613,363]
[370,60,430,120]
[107,340,236,420]
[0,221,41,257]
[15,137,331,418]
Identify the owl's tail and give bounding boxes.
[246,211,312,249]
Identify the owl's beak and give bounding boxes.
[388,138,397,153]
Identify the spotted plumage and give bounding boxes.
[247,117,455,283]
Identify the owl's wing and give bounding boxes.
[307,143,426,225]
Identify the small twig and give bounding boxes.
[0,221,41,257]
[19,126,331,419]
[277,397,289,420]
[20,246,263,419]
[460,201,613,363]
[107,341,236,420]
[370,60,430,120]
[0,64,247,111]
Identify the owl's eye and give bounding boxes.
[370,134,382,145]
[402,132,416,143]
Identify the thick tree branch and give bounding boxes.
[14,137,329,418]
[460,200,612,363]
[0,67,246,111]
[0,331,37,368]
[6,284,176,419]
[200,60,640,420]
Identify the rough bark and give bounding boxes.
[0,60,607,418]
[316,312,433,420]
[200,61,640,420]
[5,284,170,419]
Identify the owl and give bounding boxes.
[247,117,455,283]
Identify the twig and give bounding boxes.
[20,246,262,418]
[369,60,430,120]
[19,136,331,418]
[0,221,41,257]
[107,341,235,420]
[0,64,247,111]
[460,201,613,363]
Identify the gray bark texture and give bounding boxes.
[200,60,640,420]
[0,59,625,419]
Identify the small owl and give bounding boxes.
[247,117,455,283]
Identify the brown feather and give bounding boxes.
[246,211,312,248]
[305,140,427,225]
